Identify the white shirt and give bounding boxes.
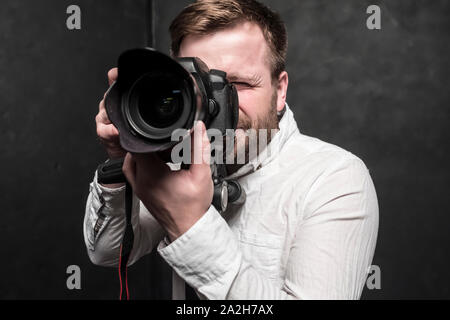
[84,104,379,299]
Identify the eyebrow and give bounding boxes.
[227,73,263,86]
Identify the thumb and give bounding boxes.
[190,120,211,175]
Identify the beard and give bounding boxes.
[225,89,280,175]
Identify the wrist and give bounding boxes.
[165,207,210,242]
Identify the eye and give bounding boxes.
[231,82,252,89]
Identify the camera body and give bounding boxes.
[105,48,239,154]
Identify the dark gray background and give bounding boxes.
[0,0,449,299]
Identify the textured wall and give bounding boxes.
[0,0,449,299]
[0,0,151,299]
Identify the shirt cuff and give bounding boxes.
[157,205,242,299]
[91,170,126,217]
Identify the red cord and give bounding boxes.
[118,244,130,300]
[119,245,123,300]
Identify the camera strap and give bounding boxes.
[97,158,133,300]
[118,181,134,300]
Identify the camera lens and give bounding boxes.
[138,87,182,128]
[125,73,192,140]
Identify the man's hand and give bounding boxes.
[95,68,126,160]
[122,121,214,242]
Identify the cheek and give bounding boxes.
[236,89,271,120]
[236,90,252,118]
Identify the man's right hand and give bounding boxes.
[96,68,127,188]
[95,68,126,160]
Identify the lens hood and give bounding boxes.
[105,48,198,153]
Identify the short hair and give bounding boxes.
[169,0,288,80]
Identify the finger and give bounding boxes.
[96,108,112,125]
[97,123,119,140]
[122,153,136,189]
[98,99,105,112]
[106,124,119,136]
[190,120,211,177]
[108,68,118,86]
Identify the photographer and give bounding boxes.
[84,0,378,299]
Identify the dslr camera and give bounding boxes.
[102,48,245,212]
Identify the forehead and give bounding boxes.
[178,21,271,79]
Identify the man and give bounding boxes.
[84,0,378,299]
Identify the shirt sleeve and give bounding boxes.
[157,156,379,300]
[83,170,165,267]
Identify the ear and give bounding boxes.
[275,71,288,112]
